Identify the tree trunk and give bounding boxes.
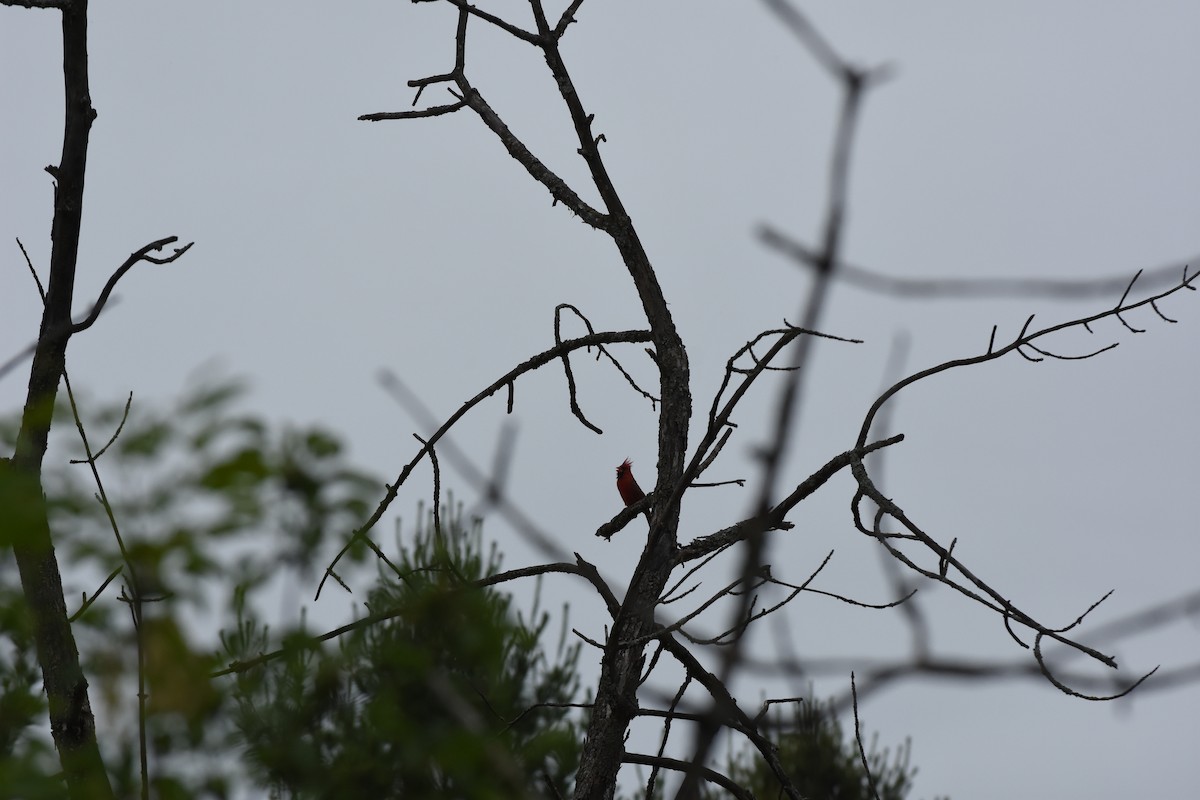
[4,2,115,797]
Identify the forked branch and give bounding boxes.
[858,267,1197,448]
[842,271,1195,691]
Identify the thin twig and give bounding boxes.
[70,237,193,334]
[850,673,881,800]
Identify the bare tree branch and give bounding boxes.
[457,76,611,227]
[841,272,1197,677]
[0,0,69,8]
[316,328,649,598]
[858,269,1197,450]
[359,99,466,120]
[430,0,540,44]
[761,223,1198,301]
[2,237,191,381]
[644,675,692,800]
[360,6,608,229]
[677,6,889,789]
[761,0,856,82]
[623,753,752,800]
[677,435,902,563]
[660,634,804,800]
[69,237,192,334]
[555,303,659,435]
[552,0,587,40]
[850,673,882,800]
[218,557,614,678]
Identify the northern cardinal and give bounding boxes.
[616,459,646,507]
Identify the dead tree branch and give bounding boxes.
[362,3,1199,798]
[838,271,1197,691]
[362,5,692,797]
[317,328,650,598]
[760,224,1199,301]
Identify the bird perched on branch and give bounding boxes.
[595,459,650,540]
[616,458,646,507]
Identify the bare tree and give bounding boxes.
[346,3,1198,799]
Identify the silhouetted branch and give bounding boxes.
[858,268,1197,449]
[595,492,654,541]
[70,237,192,334]
[555,303,658,435]
[316,328,649,598]
[378,373,567,562]
[761,223,1198,301]
[220,557,613,678]
[360,5,608,229]
[623,753,751,800]
[693,324,861,477]
[1073,587,1200,654]
[552,0,587,39]
[844,271,1198,673]
[645,675,692,800]
[676,435,902,563]
[848,674,881,800]
[677,6,891,787]
[735,647,1198,714]
[761,0,856,82]
[1033,633,1157,701]
[2,237,191,381]
[661,634,804,800]
[0,0,68,8]
[432,0,539,43]
[359,100,466,120]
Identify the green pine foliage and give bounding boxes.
[224,503,583,799]
[713,692,931,800]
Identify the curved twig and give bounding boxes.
[70,237,193,334]
[1033,633,1158,701]
[315,329,649,599]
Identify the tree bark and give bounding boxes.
[4,1,115,797]
[572,211,691,800]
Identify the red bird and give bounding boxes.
[616,459,646,507]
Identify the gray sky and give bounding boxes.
[3,2,1199,798]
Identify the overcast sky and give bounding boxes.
[3,2,1199,798]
